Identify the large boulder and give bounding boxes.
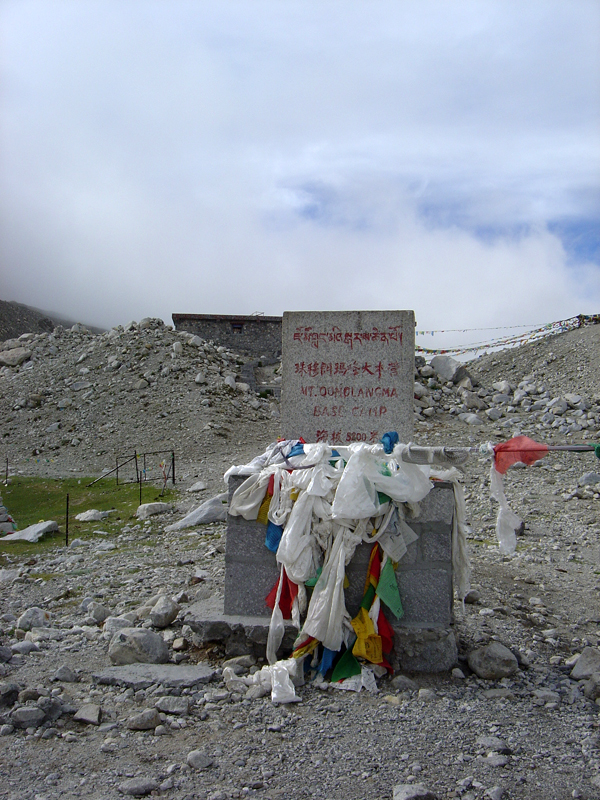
[108,628,170,665]
[0,347,31,367]
[430,355,471,385]
[571,647,600,681]
[467,642,518,679]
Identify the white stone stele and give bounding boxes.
[282,310,415,445]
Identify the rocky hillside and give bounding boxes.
[0,318,281,487]
[0,299,105,342]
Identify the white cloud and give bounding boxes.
[0,0,598,340]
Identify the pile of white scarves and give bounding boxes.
[227,440,471,667]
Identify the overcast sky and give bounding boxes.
[1,0,599,350]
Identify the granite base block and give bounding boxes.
[183,599,296,659]
[390,627,458,673]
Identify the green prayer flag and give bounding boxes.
[331,645,362,682]
[376,559,404,618]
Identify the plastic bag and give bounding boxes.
[271,662,301,704]
[300,523,359,652]
[268,470,294,527]
[332,447,432,519]
[246,658,302,703]
[276,492,321,583]
[229,472,272,520]
[490,465,520,555]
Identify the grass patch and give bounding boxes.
[0,476,179,558]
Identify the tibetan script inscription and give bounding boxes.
[282,310,415,445]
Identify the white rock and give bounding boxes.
[187,481,207,492]
[2,521,58,542]
[165,494,227,530]
[136,503,172,520]
[0,347,32,367]
[75,509,112,522]
[17,607,51,631]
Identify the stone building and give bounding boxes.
[171,313,282,362]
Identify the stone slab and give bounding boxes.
[281,310,415,444]
[92,663,216,690]
[183,599,297,659]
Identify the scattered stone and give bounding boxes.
[2,521,58,543]
[187,480,207,492]
[0,682,19,707]
[187,750,214,770]
[155,696,189,716]
[0,646,12,664]
[73,703,101,725]
[126,708,162,730]
[108,628,170,665]
[390,674,418,692]
[583,672,600,700]
[10,706,46,728]
[118,778,159,796]
[52,664,78,682]
[149,596,180,628]
[477,736,512,754]
[11,640,39,655]
[0,347,31,367]
[165,493,228,530]
[393,784,438,800]
[468,642,519,680]
[16,607,51,631]
[75,509,112,521]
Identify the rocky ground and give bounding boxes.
[1,317,600,800]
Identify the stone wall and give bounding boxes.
[224,476,454,629]
[172,314,282,361]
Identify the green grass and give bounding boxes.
[0,476,179,558]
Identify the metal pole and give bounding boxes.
[5,457,7,484]
[172,451,175,486]
[116,455,119,486]
[139,471,142,507]
[65,494,69,547]
[134,451,139,483]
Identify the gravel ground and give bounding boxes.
[1,320,600,800]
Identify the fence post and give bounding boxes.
[171,451,175,486]
[65,494,69,547]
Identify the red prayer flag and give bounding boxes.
[265,568,299,619]
[493,436,549,475]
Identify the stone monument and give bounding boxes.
[185,308,458,672]
[282,310,415,445]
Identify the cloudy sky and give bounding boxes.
[1,0,599,350]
